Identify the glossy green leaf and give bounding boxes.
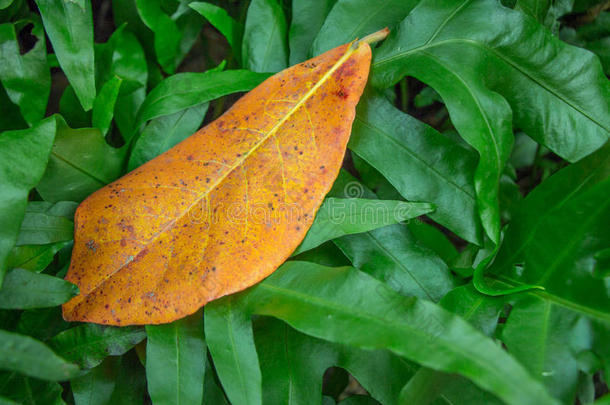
[232,261,558,405]
[0,329,79,380]
[501,295,591,402]
[373,0,609,164]
[190,2,243,63]
[36,117,125,203]
[6,242,67,272]
[350,92,482,244]
[128,103,208,171]
[0,84,27,132]
[135,69,269,128]
[71,357,120,405]
[16,307,70,342]
[135,0,181,74]
[242,0,288,73]
[35,0,96,110]
[92,76,122,136]
[334,224,454,302]
[59,85,91,129]
[312,0,417,55]
[146,310,205,405]
[202,357,230,405]
[0,268,77,309]
[288,0,335,64]
[108,350,146,405]
[0,117,56,284]
[49,324,146,369]
[0,19,50,125]
[205,296,261,405]
[0,373,65,405]
[489,143,610,322]
[15,201,76,246]
[407,220,458,265]
[294,198,434,255]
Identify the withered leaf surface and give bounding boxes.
[63,40,372,325]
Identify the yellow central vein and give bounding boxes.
[75,43,360,301]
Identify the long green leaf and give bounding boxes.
[0,117,56,284]
[236,261,558,405]
[0,268,77,309]
[0,19,50,124]
[0,329,78,381]
[294,198,434,255]
[190,2,243,63]
[205,296,262,405]
[242,0,288,73]
[92,76,122,136]
[35,0,96,110]
[146,310,205,405]
[135,69,269,128]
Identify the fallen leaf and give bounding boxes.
[63,35,376,325]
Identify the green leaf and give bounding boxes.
[407,220,458,265]
[288,0,335,64]
[190,2,243,63]
[36,117,126,203]
[134,0,181,74]
[0,329,78,380]
[35,0,96,110]
[71,357,120,405]
[501,295,591,402]
[16,307,70,342]
[0,268,77,309]
[373,0,609,163]
[311,0,418,55]
[49,324,146,369]
[92,76,122,136]
[0,83,27,132]
[6,242,67,272]
[128,103,208,171]
[205,296,262,405]
[0,19,50,125]
[350,92,483,244]
[489,143,610,322]
[203,357,230,405]
[334,224,454,302]
[15,201,76,246]
[0,116,56,284]
[135,69,269,128]
[0,373,66,405]
[145,310,205,405]
[59,85,91,129]
[235,261,558,405]
[242,0,288,73]
[108,350,146,405]
[294,198,434,255]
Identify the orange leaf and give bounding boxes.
[63,39,373,326]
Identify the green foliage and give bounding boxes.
[0,0,607,404]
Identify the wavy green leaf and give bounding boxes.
[0,19,50,125]
[49,324,146,369]
[350,92,482,244]
[36,117,125,203]
[0,117,56,284]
